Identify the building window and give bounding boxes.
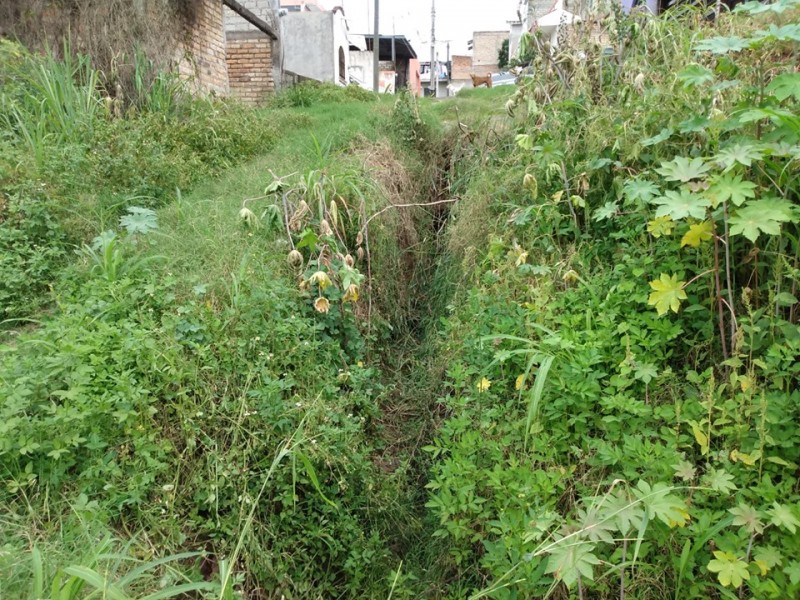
[339,47,346,84]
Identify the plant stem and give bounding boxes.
[281,192,295,251]
[714,233,729,359]
[739,532,757,599]
[722,202,737,351]
[620,538,627,600]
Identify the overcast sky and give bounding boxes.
[333,0,522,57]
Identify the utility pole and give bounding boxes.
[373,0,380,93]
[429,0,436,96]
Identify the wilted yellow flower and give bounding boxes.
[515,374,526,390]
[314,296,330,313]
[476,377,491,392]
[238,207,258,228]
[343,284,359,303]
[310,271,332,290]
[562,269,579,284]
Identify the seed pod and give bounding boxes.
[320,219,333,237]
[356,231,364,246]
[634,72,645,94]
[523,173,538,197]
[287,249,304,269]
[329,201,339,230]
[344,254,354,268]
[356,247,365,261]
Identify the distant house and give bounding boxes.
[467,31,508,77]
[279,0,326,11]
[280,6,350,85]
[450,54,473,92]
[350,35,420,95]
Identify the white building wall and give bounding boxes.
[281,11,335,82]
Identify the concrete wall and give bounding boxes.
[281,11,336,83]
[349,50,373,88]
[226,32,275,104]
[471,30,507,75]
[332,10,349,84]
[509,22,522,59]
[178,0,229,95]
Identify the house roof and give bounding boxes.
[362,35,418,60]
[533,0,580,30]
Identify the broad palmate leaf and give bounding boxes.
[648,274,688,316]
[729,198,797,241]
[652,189,711,220]
[656,156,711,182]
[545,538,601,589]
[707,551,750,588]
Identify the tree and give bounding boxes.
[498,38,509,70]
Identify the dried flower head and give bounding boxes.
[344,254,355,268]
[320,219,333,237]
[287,249,304,269]
[314,296,331,313]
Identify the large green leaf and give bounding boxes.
[729,198,797,241]
[767,73,800,102]
[707,551,750,588]
[623,178,661,204]
[735,0,800,14]
[544,538,601,588]
[769,502,800,533]
[677,64,715,88]
[656,156,711,183]
[729,504,764,534]
[652,189,711,220]
[633,480,690,526]
[707,173,757,207]
[695,36,749,54]
[715,142,764,170]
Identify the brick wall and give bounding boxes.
[178,0,229,95]
[451,55,472,80]
[472,30,508,75]
[226,31,275,104]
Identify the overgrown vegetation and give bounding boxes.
[2,2,800,599]
[421,1,800,598]
[0,39,285,324]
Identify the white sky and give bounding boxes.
[331,0,522,57]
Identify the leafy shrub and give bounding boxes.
[423,3,800,598]
[0,190,66,323]
[271,81,377,108]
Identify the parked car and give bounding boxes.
[492,72,516,87]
